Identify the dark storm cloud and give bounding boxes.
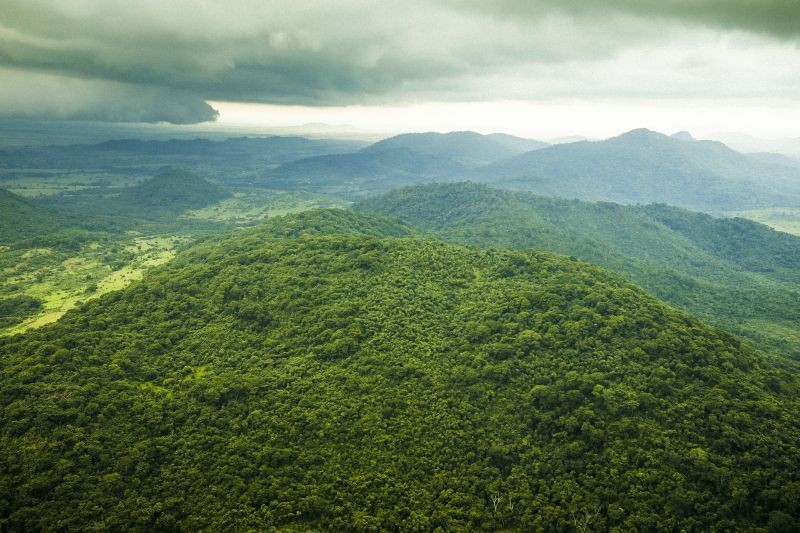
[0,68,218,124]
[0,0,796,123]
[0,1,584,104]
[454,1,800,40]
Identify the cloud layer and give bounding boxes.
[0,1,797,123]
[453,1,800,39]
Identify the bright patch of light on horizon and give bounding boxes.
[211,100,800,140]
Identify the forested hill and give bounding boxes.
[355,183,800,360]
[0,188,118,247]
[0,188,63,243]
[476,128,800,211]
[18,170,234,231]
[111,169,230,214]
[642,203,800,282]
[2,209,800,530]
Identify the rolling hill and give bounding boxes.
[0,188,63,244]
[356,183,800,360]
[103,170,231,219]
[0,188,118,248]
[1,209,799,530]
[477,128,800,211]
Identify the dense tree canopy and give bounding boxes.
[356,183,800,361]
[2,210,799,530]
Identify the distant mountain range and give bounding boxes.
[0,136,367,186]
[477,128,800,211]
[267,147,469,197]
[711,131,800,159]
[74,136,365,162]
[266,131,546,195]
[5,127,800,212]
[263,128,800,211]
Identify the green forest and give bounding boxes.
[357,183,800,362]
[2,210,800,530]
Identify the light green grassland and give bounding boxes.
[1,235,187,336]
[729,207,800,236]
[182,189,349,225]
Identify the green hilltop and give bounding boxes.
[1,210,799,531]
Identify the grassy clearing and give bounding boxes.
[1,187,349,335]
[729,208,800,236]
[1,234,187,336]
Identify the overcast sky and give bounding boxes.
[1,1,798,138]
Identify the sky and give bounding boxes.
[1,1,799,139]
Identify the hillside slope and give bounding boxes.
[477,128,800,211]
[1,210,799,531]
[0,188,118,247]
[356,183,800,359]
[0,188,62,243]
